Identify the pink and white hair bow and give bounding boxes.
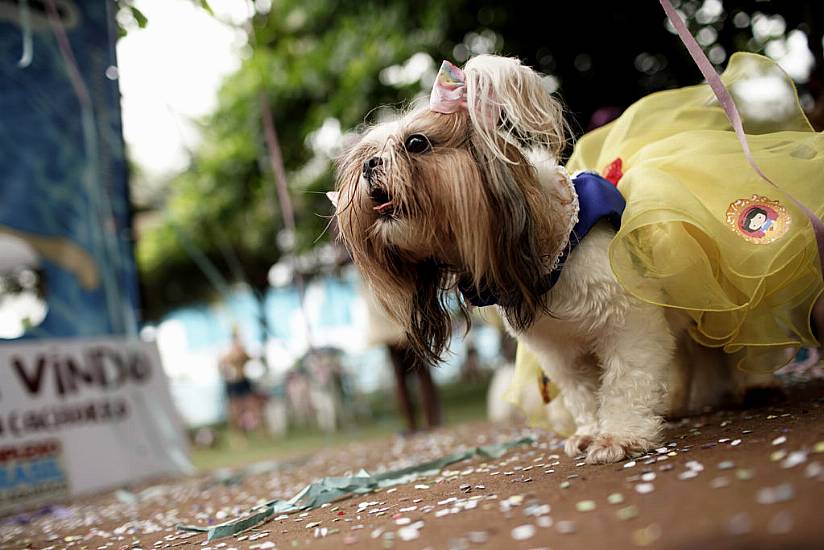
[430,60,466,114]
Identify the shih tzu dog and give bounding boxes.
[329,55,775,464]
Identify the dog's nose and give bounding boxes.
[362,156,383,179]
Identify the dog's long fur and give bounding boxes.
[333,55,779,463]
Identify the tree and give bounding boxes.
[136,0,459,329]
[135,0,824,327]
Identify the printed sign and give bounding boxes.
[0,439,69,515]
[0,0,191,515]
[0,337,190,513]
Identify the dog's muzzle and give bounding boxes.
[363,156,395,216]
[362,156,382,181]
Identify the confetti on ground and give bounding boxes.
[756,483,796,505]
[617,505,640,521]
[536,516,553,528]
[2,380,824,549]
[510,524,535,541]
[575,500,596,512]
[631,523,662,547]
[607,493,625,504]
[710,476,730,489]
[686,460,704,472]
[767,511,794,534]
[727,512,752,535]
[781,451,807,469]
[735,468,754,481]
[555,520,577,534]
[466,530,489,544]
[524,503,550,516]
[397,523,422,541]
[771,449,788,461]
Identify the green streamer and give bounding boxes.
[177,436,533,540]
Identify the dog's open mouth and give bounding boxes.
[370,187,395,216]
[374,201,395,216]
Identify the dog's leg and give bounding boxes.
[511,316,602,456]
[662,310,695,418]
[732,364,785,407]
[561,361,602,457]
[538,348,601,457]
[546,393,576,438]
[587,303,673,464]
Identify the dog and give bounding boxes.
[329,55,782,464]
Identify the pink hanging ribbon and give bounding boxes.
[659,0,824,276]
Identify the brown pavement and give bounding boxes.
[2,380,824,550]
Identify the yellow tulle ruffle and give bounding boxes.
[510,53,824,423]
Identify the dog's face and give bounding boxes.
[332,55,568,363]
[337,109,481,263]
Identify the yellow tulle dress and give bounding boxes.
[510,53,824,430]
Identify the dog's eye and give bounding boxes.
[404,134,431,154]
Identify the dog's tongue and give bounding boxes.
[373,201,394,214]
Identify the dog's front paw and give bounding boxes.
[585,434,658,464]
[564,433,594,457]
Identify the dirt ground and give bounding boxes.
[2,380,824,550]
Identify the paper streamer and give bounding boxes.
[177,436,534,540]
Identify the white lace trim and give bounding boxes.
[546,165,579,272]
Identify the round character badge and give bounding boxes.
[725,195,790,244]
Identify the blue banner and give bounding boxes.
[0,1,138,340]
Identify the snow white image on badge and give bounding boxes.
[742,207,774,236]
[727,195,791,244]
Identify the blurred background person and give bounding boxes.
[284,363,314,429]
[304,348,347,433]
[365,289,442,434]
[460,339,483,385]
[218,327,258,433]
[260,370,289,439]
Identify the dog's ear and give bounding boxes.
[462,55,567,160]
[367,253,461,366]
[455,55,565,333]
[405,259,458,365]
[466,140,555,332]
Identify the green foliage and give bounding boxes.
[116,0,213,35]
[137,0,459,318]
[128,6,148,28]
[197,0,214,17]
[135,0,824,319]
